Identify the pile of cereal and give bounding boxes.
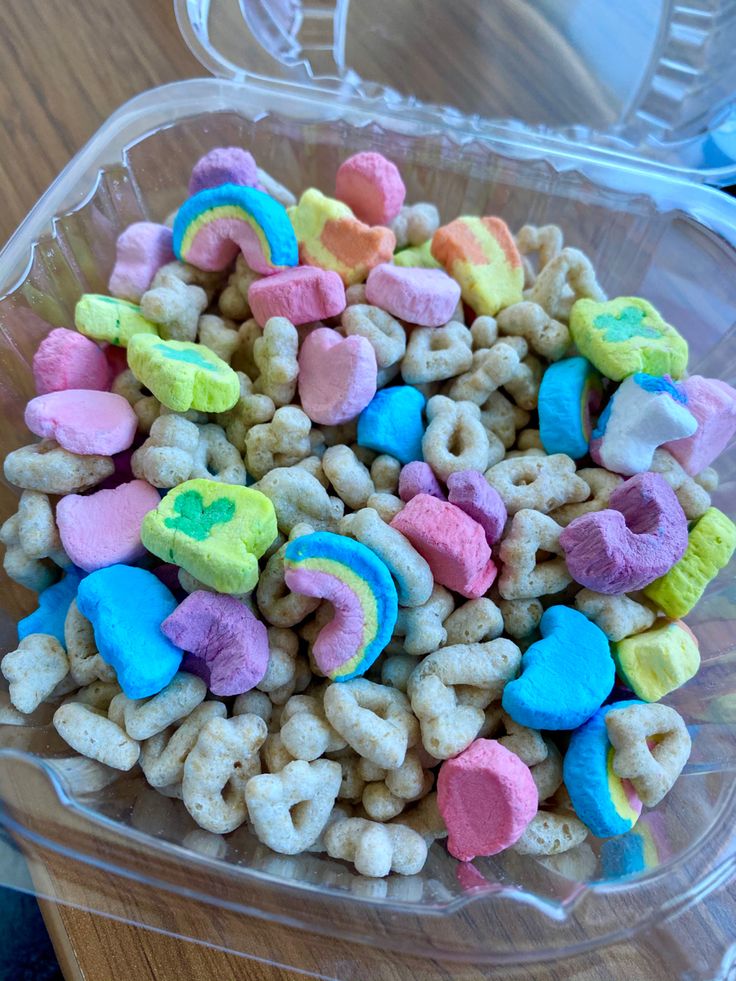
[2,145,736,877]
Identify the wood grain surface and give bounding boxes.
[0,2,734,981]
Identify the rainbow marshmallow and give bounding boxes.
[173,183,298,274]
[283,531,398,681]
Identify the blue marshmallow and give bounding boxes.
[538,356,601,458]
[18,567,86,645]
[357,385,426,464]
[502,605,614,730]
[563,699,644,838]
[76,564,183,698]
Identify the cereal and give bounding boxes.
[573,589,655,643]
[549,466,623,526]
[649,449,710,521]
[447,339,524,405]
[605,702,690,806]
[391,494,496,599]
[0,491,69,591]
[257,533,320,628]
[342,304,406,369]
[246,758,342,854]
[381,654,418,692]
[663,375,736,475]
[284,532,398,680]
[407,640,521,759]
[401,321,473,384]
[530,741,563,803]
[560,472,689,593]
[33,328,111,395]
[257,627,300,703]
[570,297,687,381]
[357,385,426,464]
[182,714,267,833]
[190,424,247,485]
[591,374,697,476]
[612,620,700,702]
[140,267,208,342]
[218,256,259,320]
[496,300,570,361]
[370,454,402,494]
[485,453,589,515]
[75,294,158,347]
[77,565,182,698]
[161,592,269,696]
[446,469,506,544]
[335,152,406,226]
[499,598,543,639]
[502,606,614,730]
[390,202,440,250]
[324,817,427,877]
[515,224,563,281]
[422,396,496,479]
[288,188,395,286]
[246,406,313,479]
[197,314,240,363]
[174,183,298,274]
[431,216,523,315]
[1,634,69,713]
[323,679,418,768]
[139,702,226,789]
[279,695,346,760]
[127,335,240,414]
[131,415,200,488]
[255,467,343,533]
[437,739,537,860]
[497,509,570,600]
[527,247,605,321]
[339,507,433,607]
[141,479,277,594]
[298,327,377,425]
[481,390,530,449]
[366,264,461,328]
[119,671,207,741]
[111,370,162,433]
[56,479,161,572]
[322,445,374,510]
[511,809,588,856]
[393,584,454,656]
[64,599,116,686]
[4,440,114,495]
[444,597,503,645]
[248,266,345,327]
[53,702,140,771]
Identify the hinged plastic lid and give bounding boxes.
[175,0,736,185]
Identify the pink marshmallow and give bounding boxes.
[108,222,174,302]
[437,739,537,861]
[32,328,111,395]
[56,479,160,572]
[390,493,497,599]
[560,472,688,594]
[188,147,259,195]
[161,591,269,696]
[398,461,446,503]
[663,375,736,475]
[298,327,377,425]
[335,152,406,226]
[365,263,461,327]
[447,470,507,545]
[248,266,346,327]
[24,390,138,456]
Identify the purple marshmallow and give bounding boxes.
[447,470,507,545]
[398,461,445,503]
[188,147,259,195]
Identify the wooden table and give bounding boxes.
[1,2,735,980]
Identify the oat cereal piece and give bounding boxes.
[485,454,589,515]
[255,467,343,533]
[381,654,418,693]
[530,741,563,802]
[469,316,498,351]
[63,681,121,712]
[246,407,314,480]
[342,304,406,369]
[215,371,275,455]
[1,634,69,714]
[246,758,342,854]
[140,701,226,788]
[64,599,116,686]
[182,714,267,833]
[390,203,440,250]
[140,268,208,342]
[393,584,454,655]
[366,493,403,522]
[280,695,347,760]
[230,319,261,379]
[4,440,114,495]
[370,454,402,496]
[407,640,521,759]
[550,467,623,527]
[186,423,246,486]
[120,672,207,741]
[605,702,691,806]
[515,225,564,284]
[323,679,419,769]
[496,301,570,361]
[573,589,656,642]
[0,492,69,591]
[252,317,299,407]
[512,809,588,856]
[444,598,504,645]
[447,339,526,405]
[392,790,447,843]
[503,354,544,411]
[256,627,299,699]
[498,510,571,600]
[325,817,427,876]
[233,689,273,725]
[695,467,718,493]
[257,531,320,628]
[197,314,240,363]
[339,507,433,607]
[53,702,140,770]
[422,396,497,480]
[111,369,162,433]
[322,445,375,510]
[649,448,711,520]
[218,255,260,320]
[401,322,473,385]
[131,414,199,488]
[152,259,225,300]
[499,598,544,639]
[527,247,606,321]
[498,710,547,766]
[481,390,530,449]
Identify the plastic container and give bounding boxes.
[1,2,736,978]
